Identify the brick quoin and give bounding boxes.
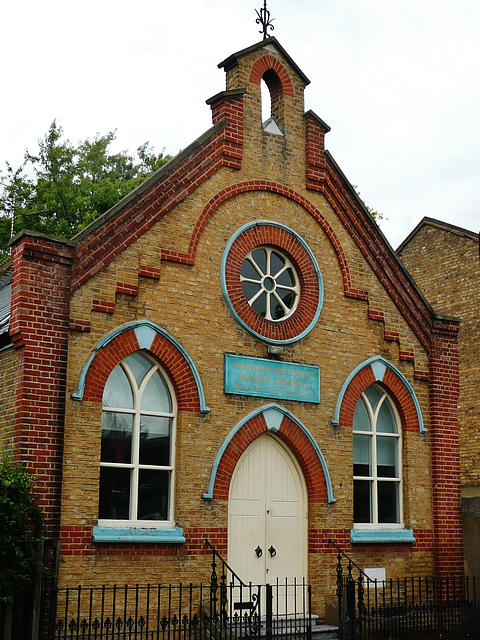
[430,319,464,576]
[304,113,329,191]
[9,232,75,537]
[81,327,204,413]
[211,413,328,503]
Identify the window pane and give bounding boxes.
[377,436,397,477]
[353,398,370,431]
[126,353,153,388]
[251,248,267,273]
[354,479,372,523]
[138,469,170,520]
[377,398,397,433]
[353,434,371,476]
[251,291,267,316]
[99,467,131,520]
[270,251,285,276]
[241,258,261,281]
[364,385,383,412]
[378,481,399,523]
[101,413,133,463]
[103,365,133,409]
[139,416,172,466]
[242,280,262,303]
[142,371,172,413]
[276,267,295,287]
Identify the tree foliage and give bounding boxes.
[0,453,44,602]
[352,184,384,221]
[0,121,170,257]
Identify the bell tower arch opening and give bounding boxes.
[261,68,285,135]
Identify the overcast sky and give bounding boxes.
[1,0,479,248]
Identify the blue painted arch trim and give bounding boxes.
[202,403,336,504]
[331,356,425,433]
[71,319,210,414]
[221,220,324,346]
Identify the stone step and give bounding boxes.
[230,615,338,640]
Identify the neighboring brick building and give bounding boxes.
[398,217,480,575]
[0,38,465,617]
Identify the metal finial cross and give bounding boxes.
[255,1,274,40]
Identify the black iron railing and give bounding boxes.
[329,539,480,640]
[44,540,313,640]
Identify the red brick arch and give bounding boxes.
[208,408,331,504]
[249,55,295,97]
[161,181,364,301]
[73,322,207,414]
[336,359,421,433]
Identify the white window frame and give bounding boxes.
[353,386,403,530]
[99,354,177,529]
[240,246,300,321]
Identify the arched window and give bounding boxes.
[353,385,402,527]
[99,352,176,526]
[261,69,285,135]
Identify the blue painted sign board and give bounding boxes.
[225,354,320,404]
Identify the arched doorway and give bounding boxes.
[228,433,308,588]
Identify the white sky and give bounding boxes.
[1,0,479,249]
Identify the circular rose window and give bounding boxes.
[222,221,323,345]
[241,247,300,321]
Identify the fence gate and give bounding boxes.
[41,540,313,640]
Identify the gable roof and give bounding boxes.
[218,37,311,86]
[0,271,11,337]
[397,216,479,252]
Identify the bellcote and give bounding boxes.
[211,37,311,138]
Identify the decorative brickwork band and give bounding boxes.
[203,403,334,504]
[169,182,362,302]
[332,356,424,433]
[72,320,209,414]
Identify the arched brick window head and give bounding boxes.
[261,69,285,135]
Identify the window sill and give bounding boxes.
[93,525,186,544]
[350,529,416,544]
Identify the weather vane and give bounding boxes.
[256,1,274,40]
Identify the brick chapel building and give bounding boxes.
[398,217,480,576]
[0,37,465,614]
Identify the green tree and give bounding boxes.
[0,453,44,602]
[0,121,170,257]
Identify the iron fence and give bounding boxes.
[330,539,480,640]
[43,580,312,640]
[360,575,480,639]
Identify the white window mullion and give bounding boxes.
[130,407,141,521]
[371,426,378,524]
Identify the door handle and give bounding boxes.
[255,546,263,557]
[268,545,277,557]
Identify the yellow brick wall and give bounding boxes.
[0,346,18,453]
[58,42,436,610]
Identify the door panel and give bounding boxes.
[228,434,307,590]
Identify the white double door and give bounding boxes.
[228,434,307,598]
